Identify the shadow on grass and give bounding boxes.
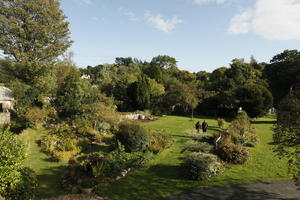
[171,134,193,139]
[37,165,67,199]
[147,164,183,180]
[251,121,276,124]
[207,126,222,134]
[160,182,300,200]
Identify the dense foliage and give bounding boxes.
[0,129,37,200]
[0,0,72,63]
[273,84,300,186]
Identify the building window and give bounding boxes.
[0,103,3,113]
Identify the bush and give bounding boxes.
[0,129,37,199]
[227,111,258,146]
[216,143,250,164]
[148,130,172,153]
[181,152,223,180]
[182,141,213,153]
[116,123,149,152]
[0,129,25,167]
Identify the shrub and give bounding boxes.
[0,129,25,167]
[216,143,250,164]
[148,130,172,153]
[181,152,223,180]
[116,123,149,152]
[182,141,213,153]
[217,118,225,129]
[227,111,258,146]
[0,129,37,200]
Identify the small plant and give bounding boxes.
[181,152,223,180]
[116,123,149,152]
[217,118,225,129]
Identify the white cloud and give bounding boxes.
[193,0,226,5]
[228,9,253,34]
[228,0,300,40]
[145,13,184,33]
[119,7,141,22]
[75,0,94,5]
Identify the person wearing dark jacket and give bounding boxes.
[195,121,200,133]
[202,120,208,133]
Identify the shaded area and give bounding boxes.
[160,181,300,200]
[19,127,68,199]
[37,166,66,198]
[251,120,276,124]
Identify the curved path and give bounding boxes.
[160,181,300,200]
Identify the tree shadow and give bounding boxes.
[251,121,276,124]
[160,182,300,200]
[37,165,67,199]
[171,134,193,139]
[147,164,183,180]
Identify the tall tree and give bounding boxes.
[0,0,72,63]
[264,50,300,107]
[274,83,300,187]
[235,84,273,118]
[128,75,151,110]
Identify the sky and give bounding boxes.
[60,0,300,72]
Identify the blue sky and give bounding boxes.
[60,0,300,72]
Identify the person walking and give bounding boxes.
[202,120,208,133]
[195,121,200,134]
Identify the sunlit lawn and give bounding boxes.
[100,115,290,200]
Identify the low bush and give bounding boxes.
[148,130,172,153]
[216,143,250,164]
[182,141,213,153]
[116,123,149,152]
[181,152,223,180]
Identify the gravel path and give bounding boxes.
[160,181,300,200]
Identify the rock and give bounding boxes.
[81,188,93,194]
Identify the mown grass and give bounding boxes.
[100,116,290,200]
[19,126,67,199]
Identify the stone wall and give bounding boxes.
[0,112,10,125]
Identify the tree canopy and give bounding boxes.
[0,0,72,64]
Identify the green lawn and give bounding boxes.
[19,126,67,199]
[100,115,290,200]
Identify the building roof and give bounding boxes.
[0,86,14,101]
